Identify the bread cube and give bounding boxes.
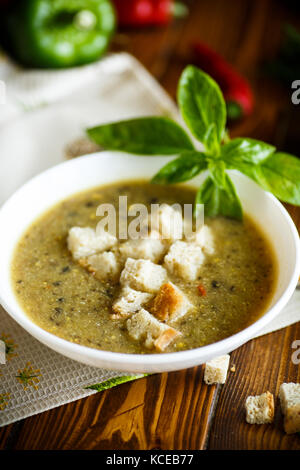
[279,382,300,434]
[204,355,230,385]
[119,232,168,263]
[86,251,120,282]
[245,391,275,424]
[150,282,193,322]
[126,308,181,351]
[164,241,205,281]
[112,287,153,319]
[145,204,183,242]
[68,226,117,260]
[186,225,215,255]
[120,258,167,293]
[279,382,300,413]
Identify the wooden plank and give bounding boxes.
[111,0,194,83]
[209,324,300,450]
[0,423,15,450]
[159,0,262,99]
[11,369,217,450]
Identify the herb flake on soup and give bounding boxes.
[11,180,277,354]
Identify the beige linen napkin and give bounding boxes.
[0,52,299,427]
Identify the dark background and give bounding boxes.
[110,0,300,154]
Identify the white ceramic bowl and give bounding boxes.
[0,152,299,373]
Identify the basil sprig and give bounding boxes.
[86,65,300,219]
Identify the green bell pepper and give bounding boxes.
[1,0,116,68]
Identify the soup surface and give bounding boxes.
[11,180,277,354]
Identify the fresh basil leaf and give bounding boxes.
[194,177,219,219]
[208,159,227,188]
[194,174,243,220]
[222,138,276,165]
[86,117,195,155]
[178,65,226,153]
[254,152,300,204]
[151,151,207,184]
[224,150,300,205]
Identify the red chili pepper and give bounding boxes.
[191,41,254,120]
[197,284,206,296]
[112,0,188,27]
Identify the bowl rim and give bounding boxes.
[0,152,299,369]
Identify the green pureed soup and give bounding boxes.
[11,180,277,354]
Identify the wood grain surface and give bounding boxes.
[1,0,300,450]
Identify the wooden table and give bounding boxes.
[1,0,300,450]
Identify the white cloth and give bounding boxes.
[0,52,299,427]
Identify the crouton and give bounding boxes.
[186,225,215,255]
[67,226,117,260]
[119,232,168,263]
[164,241,205,281]
[279,382,300,434]
[120,258,167,293]
[150,282,193,322]
[145,204,183,242]
[204,355,230,385]
[86,251,120,282]
[155,328,180,352]
[112,287,153,319]
[126,308,181,351]
[245,391,275,424]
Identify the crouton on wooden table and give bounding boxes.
[120,257,167,293]
[126,308,181,352]
[279,383,300,434]
[150,282,193,322]
[204,355,230,385]
[245,391,275,424]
